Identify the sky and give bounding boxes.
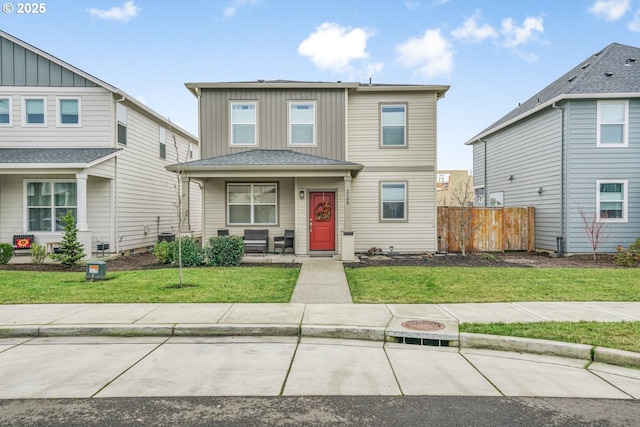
[2,0,640,171]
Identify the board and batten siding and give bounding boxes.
[479,107,563,252]
[199,88,346,160]
[347,90,438,252]
[565,99,640,253]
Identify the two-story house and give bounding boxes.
[0,30,201,258]
[170,80,448,260]
[465,43,640,254]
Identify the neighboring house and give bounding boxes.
[0,31,201,258]
[466,42,640,254]
[170,80,448,260]
[436,170,473,206]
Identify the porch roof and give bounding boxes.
[0,148,121,168]
[167,149,364,178]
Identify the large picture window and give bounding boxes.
[289,101,315,145]
[597,100,628,147]
[231,102,257,145]
[227,183,277,225]
[380,182,407,221]
[381,104,406,146]
[26,181,77,232]
[597,180,627,222]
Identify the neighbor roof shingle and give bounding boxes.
[0,148,121,164]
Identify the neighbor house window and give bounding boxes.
[159,127,166,160]
[57,98,80,126]
[230,102,257,145]
[597,180,627,222]
[116,103,127,145]
[289,101,316,145]
[0,97,11,125]
[381,104,406,146]
[26,181,77,232]
[597,100,628,147]
[23,98,46,125]
[380,182,407,221]
[489,191,504,207]
[227,183,277,225]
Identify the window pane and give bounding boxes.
[232,104,255,123]
[601,103,625,123]
[28,208,51,232]
[291,104,314,123]
[291,124,314,144]
[253,185,276,203]
[117,123,127,144]
[229,185,251,203]
[382,183,406,201]
[54,183,77,207]
[600,203,622,219]
[383,202,405,219]
[600,183,623,199]
[26,99,44,123]
[601,124,623,144]
[0,99,9,124]
[382,106,405,125]
[382,127,405,146]
[55,208,77,231]
[27,182,51,206]
[232,124,255,144]
[254,205,276,224]
[60,99,78,124]
[382,183,406,219]
[229,205,251,224]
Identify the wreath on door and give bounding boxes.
[314,201,332,221]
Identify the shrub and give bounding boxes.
[614,238,640,267]
[204,235,244,266]
[170,236,203,267]
[153,240,172,264]
[0,243,13,264]
[30,244,47,265]
[51,211,85,267]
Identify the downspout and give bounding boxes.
[552,102,566,249]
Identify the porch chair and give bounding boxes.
[274,229,295,255]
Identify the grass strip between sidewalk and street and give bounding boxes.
[345,267,640,304]
[460,321,640,354]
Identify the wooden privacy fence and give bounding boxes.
[437,207,535,253]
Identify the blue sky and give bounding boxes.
[2,0,639,170]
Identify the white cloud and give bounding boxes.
[88,1,141,23]
[298,22,374,73]
[405,1,421,10]
[451,12,498,43]
[223,0,260,18]
[224,6,237,17]
[630,9,640,31]
[396,29,453,78]
[500,15,544,48]
[588,0,631,21]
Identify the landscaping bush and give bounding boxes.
[170,236,203,267]
[153,240,172,264]
[615,237,640,267]
[204,235,244,266]
[30,244,47,265]
[0,243,14,264]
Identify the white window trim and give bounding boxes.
[380,181,408,222]
[596,179,628,223]
[227,183,278,225]
[596,100,628,148]
[56,97,81,127]
[0,96,12,127]
[380,103,407,147]
[23,179,77,233]
[22,97,47,127]
[288,101,317,146]
[230,101,258,146]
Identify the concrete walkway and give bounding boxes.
[290,260,353,304]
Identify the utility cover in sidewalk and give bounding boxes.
[401,320,445,331]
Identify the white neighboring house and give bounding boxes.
[0,30,201,258]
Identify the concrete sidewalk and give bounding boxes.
[290,260,352,303]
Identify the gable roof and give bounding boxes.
[0,148,121,167]
[465,42,640,144]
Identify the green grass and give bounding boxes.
[346,267,640,303]
[460,321,640,354]
[0,266,300,303]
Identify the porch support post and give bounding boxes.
[75,172,91,260]
[342,174,355,261]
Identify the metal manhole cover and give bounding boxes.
[401,320,445,331]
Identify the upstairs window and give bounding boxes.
[0,97,11,125]
[597,100,628,147]
[24,98,46,125]
[116,103,127,145]
[597,180,627,222]
[159,127,167,160]
[380,182,407,221]
[381,104,406,146]
[289,102,316,145]
[231,102,257,145]
[57,98,80,126]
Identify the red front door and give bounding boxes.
[309,192,335,251]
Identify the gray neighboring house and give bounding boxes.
[0,30,201,258]
[466,42,640,255]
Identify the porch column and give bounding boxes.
[75,172,91,260]
[342,175,355,261]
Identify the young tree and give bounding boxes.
[51,210,85,267]
[578,206,609,261]
[444,175,481,256]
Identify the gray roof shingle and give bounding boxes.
[0,148,121,164]
[175,149,362,168]
[469,42,640,142]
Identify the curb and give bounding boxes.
[459,332,593,360]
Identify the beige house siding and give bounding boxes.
[87,175,113,252]
[436,170,474,206]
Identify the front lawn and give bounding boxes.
[346,267,640,303]
[0,267,300,303]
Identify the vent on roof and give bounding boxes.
[604,72,614,77]
[625,58,637,66]
[568,75,577,82]
[581,63,590,70]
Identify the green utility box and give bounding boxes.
[86,260,107,281]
